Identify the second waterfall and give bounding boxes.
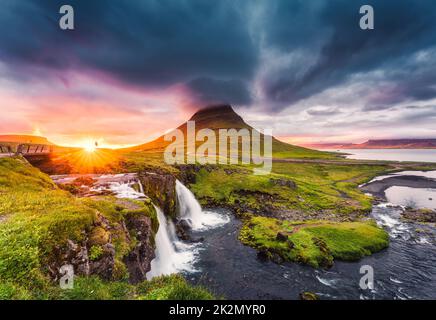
[176,180,229,231]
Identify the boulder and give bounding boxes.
[175,219,191,241]
[276,231,288,242]
[269,178,297,189]
[257,248,270,262]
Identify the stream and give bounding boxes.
[51,170,436,300]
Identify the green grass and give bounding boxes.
[271,139,340,159]
[0,157,213,300]
[136,274,215,300]
[0,157,96,293]
[58,274,213,300]
[240,216,389,268]
[0,273,215,300]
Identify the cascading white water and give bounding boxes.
[138,179,144,194]
[146,206,197,280]
[176,180,229,231]
[87,174,197,279]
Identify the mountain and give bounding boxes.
[0,135,54,145]
[307,139,436,149]
[302,142,354,150]
[128,104,333,159]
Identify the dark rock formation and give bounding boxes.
[270,178,297,189]
[48,205,156,284]
[256,247,284,264]
[175,219,191,241]
[175,164,200,185]
[139,171,177,217]
[123,212,156,283]
[402,208,436,223]
[276,231,288,242]
[89,243,116,279]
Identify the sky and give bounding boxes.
[1,0,436,147]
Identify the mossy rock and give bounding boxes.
[300,291,319,300]
[89,227,110,246]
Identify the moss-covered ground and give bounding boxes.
[189,162,390,218]
[240,216,389,268]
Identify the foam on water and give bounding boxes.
[105,182,145,199]
[315,275,339,288]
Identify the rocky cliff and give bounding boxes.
[139,171,177,218]
[46,198,157,284]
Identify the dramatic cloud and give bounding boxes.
[258,0,436,108]
[1,0,436,145]
[0,0,257,103]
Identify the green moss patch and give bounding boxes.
[240,216,389,268]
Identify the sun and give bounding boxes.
[84,145,96,153]
[80,139,98,153]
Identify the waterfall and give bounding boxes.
[91,175,197,279]
[176,180,203,228]
[176,180,229,231]
[138,179,144,194]
[146,205,197,280]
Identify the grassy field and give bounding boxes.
[189,162,390,219]
[0,157,213,299]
